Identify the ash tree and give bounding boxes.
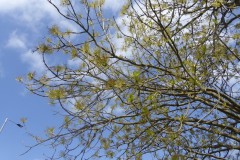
[21,0,240,159]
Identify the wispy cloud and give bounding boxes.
[21,50,46,72]
[67,59,81,69]
[0,0,59,26]
[103,0,127,12]
[0,0,29,13]
[6,31,26,49]
[0,0,78,73]
[5,31,45,73]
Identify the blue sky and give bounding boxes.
[0,1,61,159]
[0,0,125,159]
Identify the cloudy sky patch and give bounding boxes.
[6,31,26,49]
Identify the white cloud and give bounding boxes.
[103,0,127,12]
[6,31,26,49]
[59,19,78,31]
[105,105,125,115]
[112,15,132,57]
[0,0,28,13]
[5,31,45,73]
[0,0,60,29]
[67,58,81,68]
[0,0,58,16]
[0,0,78,73]
[21,50,46,72]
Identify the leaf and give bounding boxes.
[38,44,53,54]
[171,154,185,160]
[46,127,55,137]
[39,75,48,85]
[49,25,60,35]
[16,76,23,82]
[60,0,70,5]
[71,48,78,59]
[171,155,179,160]
[142,106,150,118]
[120,1,130,15]
[136,153,142,160]
[106,151,114,158]
[105,79,116,88]
[127,93,134,103]
[74,101,84,110]
[82,42,90,54]
[64,116,70,128]
[146,129,154,137]
[114,79,125,88]
[27,72,35,80]
[234,23,240,29]
[211,1,222,7]
[54,65,65,72]
[20,117,27,124]
[100,138,110,150]
[47,88,66,99]
[132,71,141,82]
[132,71,141,77]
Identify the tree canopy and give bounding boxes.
[21,0,240,159]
